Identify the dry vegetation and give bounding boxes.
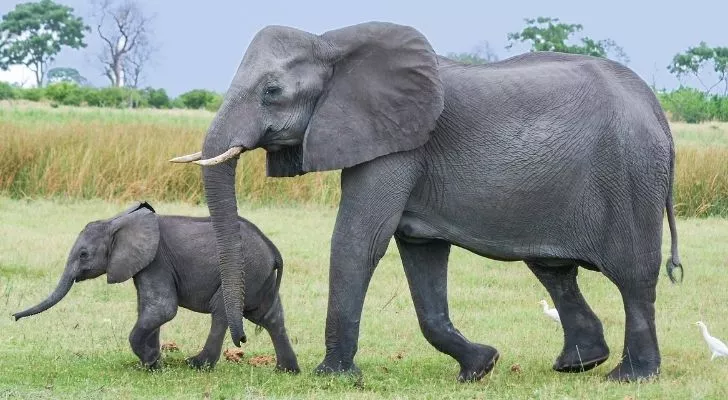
[1,102,727,216]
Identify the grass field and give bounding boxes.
[1,101,727,217]
[1,197,727,399]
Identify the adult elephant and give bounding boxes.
[172,21,682,382]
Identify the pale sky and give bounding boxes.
[1,0,725,96]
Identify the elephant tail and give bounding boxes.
[665,149,683,284]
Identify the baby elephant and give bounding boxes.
[13,202,299,372]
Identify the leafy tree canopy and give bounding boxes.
[0,0,89,86]
[46,67,89,86]
[668,42,728,95]
[507,17,629,64]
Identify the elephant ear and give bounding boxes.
[301,22,444,172]
[106,206,160,284]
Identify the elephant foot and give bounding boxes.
[144,357,163,371]
[605,360,660,382]
[186,353,218,370]
[314,357,361,377]
[275,359,301,374]
[457,344,500,382]
[553,341,610,373]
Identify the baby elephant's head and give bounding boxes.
[13,202,160,320]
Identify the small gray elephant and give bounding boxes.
[13,202,299,372]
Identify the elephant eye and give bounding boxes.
[263,85,282,100]
[79,250,89,260]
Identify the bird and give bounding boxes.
[695,321,728,361]
[538,299,561,323]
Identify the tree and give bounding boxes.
[46,67,89,86]
[92,0,155,88]
[447,41,499,65]
[668,42,728,95]
[0,0,89,87]
[507,17,629,65]
[177,89,219,110]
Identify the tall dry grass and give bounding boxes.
[1,104,726,217]
[0,107,340,206]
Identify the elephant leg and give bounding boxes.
[248,294,300,373]
[130,281,178,370]
[187,289,227,369]
[315,153,420,376]
[605,256,661,382]
[525,260,609,373]
[130,323,164,369]
[396,237,499,382]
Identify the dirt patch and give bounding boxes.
[223,348,245,363]
[161,341,180,352]
[510,363,522,373]
[247,355,275,367]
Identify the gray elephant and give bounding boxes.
[171,22,682,382]
[13,202,299,372]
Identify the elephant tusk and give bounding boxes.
[168,151,202,163]
[194,146,244,166]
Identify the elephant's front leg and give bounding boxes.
[315,155,420,376]
[130,277,178,370]
[396,237,499,382]
[526,261,610,372]
[129,324,163,369]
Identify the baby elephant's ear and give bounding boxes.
[106,208,160,284]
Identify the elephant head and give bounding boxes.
[13,202,160,321]
[170,22,444,345]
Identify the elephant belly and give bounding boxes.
[396,211,566,262]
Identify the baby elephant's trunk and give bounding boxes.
[13,272,75,320]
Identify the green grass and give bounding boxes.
[671,122,728,147]
[1,197,727,399]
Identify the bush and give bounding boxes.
[658,88,711,123]
[708,95,728,122]
[170,97,185,109]
[18,87,45,102]
[141,87,170,109]
[86,87,142,108]
[0,82,18,100]
[45,82,84,106]
[205,93,223,112]
[656,88,728,123]
[81,87,101,106]
[177,89,219,109]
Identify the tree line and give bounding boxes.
[1,3,726,122]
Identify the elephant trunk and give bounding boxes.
[13,266,75,321]
[201,98,259,347]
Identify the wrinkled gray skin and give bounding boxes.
[13,202,299,372]
[192,21,681,382]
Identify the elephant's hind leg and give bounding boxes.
[526,260,609,373]
[396,237,499,382]
[187,289,227,369]
[603,251,661,382]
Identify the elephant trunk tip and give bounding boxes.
[231,327,247,347]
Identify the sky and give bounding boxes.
[1,0,726,96]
